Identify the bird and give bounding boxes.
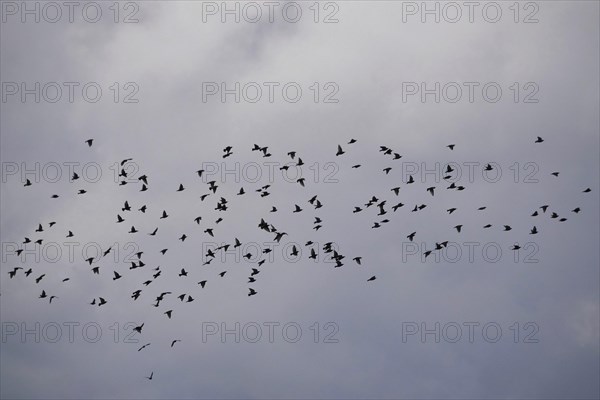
[160,210,169,219]
[353,257,362,265]
[535,136,544,143]
[407,232,416,241]
[248,288,257,296]
[85,139,94,147]
[146,372,153,380]
[171,340,181,348]
[164,310,173,319]
[454,225,463,233]
[113,271,122,280]
[177,184,185,192]
[336,145,345,156]
[530,226,538,234]
[447,144,455,150]
[367,276,376,282]
[138,343,151,351]
[133,323,144,333]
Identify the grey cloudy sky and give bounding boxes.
[0,1,599,399]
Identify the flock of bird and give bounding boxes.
[4,135,592,381]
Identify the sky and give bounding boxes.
[0,1,599,399]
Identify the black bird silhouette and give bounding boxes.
[138,343,150,351]
[367,276,376,282]
[336,145,345,156]
[24,179,32,187]
[447,144,455,150]
[503,225,512,231]
[8,267,22,278]
[535,136,544,143]
[165,310,173,319]
[160,210,169,219]
[454,225,463,233]
[117,214,125,223]
[39,290,47,299]
[85,139,94,147]
[146,372,153,380]
[583,188,591,193]
[530,226,538,234]
[353,257,362,265]
[171,340,181,348]
[179,269,187,277]
[133,323,144,333]
[248,288,257,296]
[113,271,122,280]
[35,274,45,284]
[407,232,416,241]
[98,297,107,306]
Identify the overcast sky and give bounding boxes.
[1,1,599,399]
